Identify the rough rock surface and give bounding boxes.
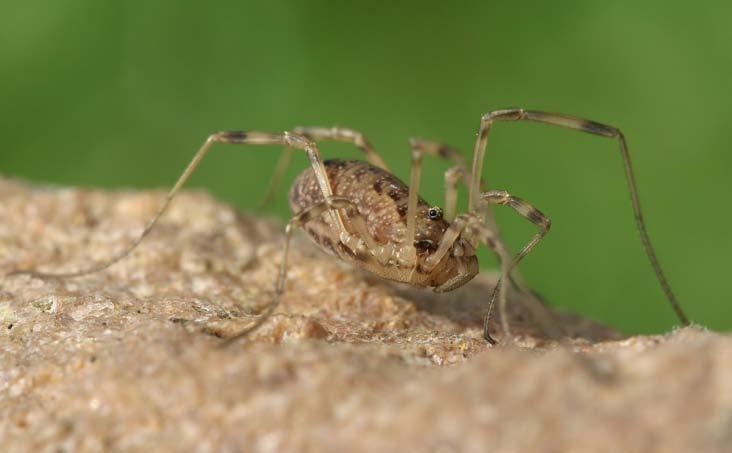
[0,176,729,452]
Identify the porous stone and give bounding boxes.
[0,177,728,452]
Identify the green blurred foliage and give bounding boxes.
[1,1,730,333]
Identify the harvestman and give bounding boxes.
[11,109,691,343]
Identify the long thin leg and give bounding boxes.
[221,197,376,344]
[10,131,347,279]
[468,108,689,326]
[477,189,551,341]
[405,139,530,340]
[258,126,389,210]
[409,137,484,233]
[473,222,514,343]
[408,137,535,307]
[408,137,533,304]
[443,166,464,222]
[466,206,616,380]
[257,146,293,209]
[402,139,428,268]
[408,138,467,169]
[418,212,511,343]
[481,190,551,267]
[293,126,389,170]
[408,138,470,221]
[399,138,446,264]
[407,138,510,294]
[296,130,479,220]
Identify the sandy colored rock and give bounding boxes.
[0,176,729,452]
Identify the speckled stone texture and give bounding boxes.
[0,176,729,452]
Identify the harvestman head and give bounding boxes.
[9,109,691,344]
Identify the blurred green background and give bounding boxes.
[1,1,730,334]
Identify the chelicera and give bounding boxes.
[12,109,691,343]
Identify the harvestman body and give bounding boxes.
[11,109,691,343]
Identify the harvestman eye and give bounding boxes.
[427,206,443,220]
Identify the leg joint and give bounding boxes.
[212,131,248,144]
[482,108,526,123]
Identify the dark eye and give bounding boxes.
[427,206,443,220]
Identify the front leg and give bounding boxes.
[467,108,689,326]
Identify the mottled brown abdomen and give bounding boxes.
[289,159,448,252]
